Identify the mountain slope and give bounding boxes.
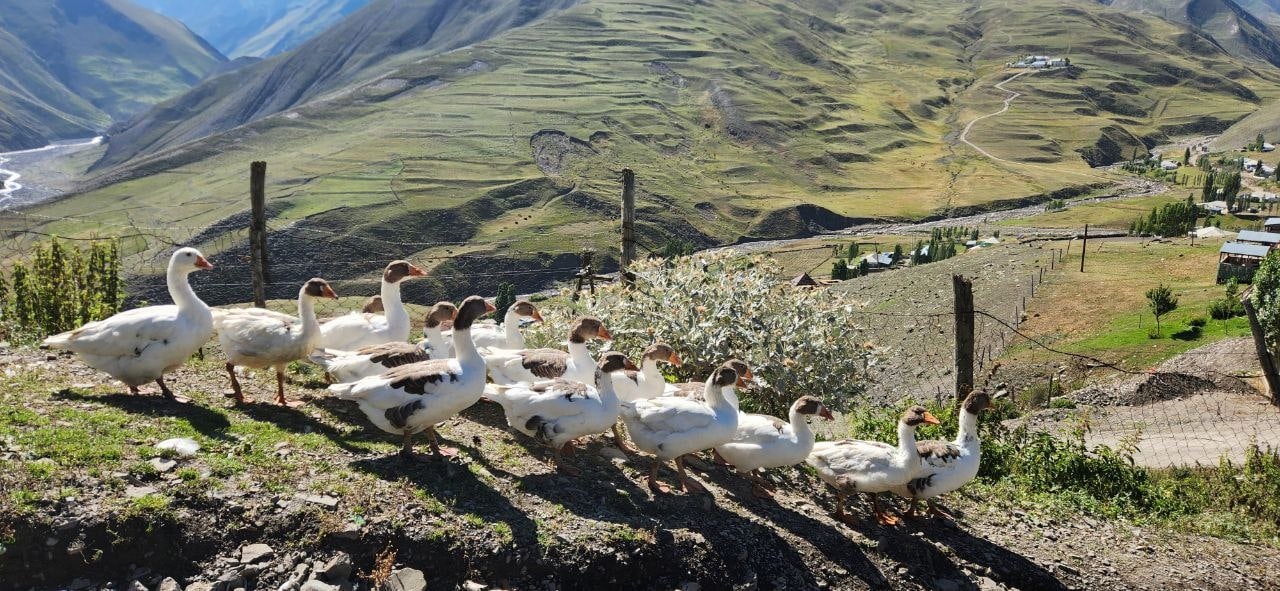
[1101,0,1280,66]
[132,0,370,58]
[24,0,1280,303]
[0,0,225,150]
[95,0,581,169]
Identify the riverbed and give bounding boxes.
[0,136,103,209]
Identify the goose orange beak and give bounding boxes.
[321,285,338,299]
[624,359,640,371]
[407,264,428,277]
[923,411,941,426]
[741,367,754,380]
[195,255,214,270]
[668,352,683,367]
[597,326,613,341]
[531,310,545,322]
[736,377,748,388]
[484,301,497,314]
[819,407,835,421]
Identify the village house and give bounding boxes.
[1236,229,1280,250]
[1264,142,1276,152]
[1218,242,1271,283]
[1243,158,1259,172]
[1266,217,1280,233]
[1201,200,1229,214]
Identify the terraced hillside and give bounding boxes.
[18,0,1280,302]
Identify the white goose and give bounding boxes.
[309,302,458,383]
[891,391,990,519]
[806,406,939,526]
[43,247,214,402]
[608,343,681,451]
[328,296,494,461]
[451,299,542,349]
[664,359,749,410]
[490,352,634,474]
[214,278,337,406]
[620,365,740,494]
[318,260,425,350]
[716,396,833,498]
[481,317,612,386]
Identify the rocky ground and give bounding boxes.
[3,345,1280,590]
[1013,338,1280,467]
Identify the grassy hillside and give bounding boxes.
[0,0,225,150]
[133,0,370,58]
[17,0,1280,302]
[95,0,581,169]
[1103,0,1280,67]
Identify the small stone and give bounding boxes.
[150,458,178,472]
[185,583,214,591]
[333,523,361,540]
[977,576,1001,591]
[295,494,339,508]
[156,438,200,457]
[597,447,627,461]
[321,552,352,581]
[126,486,158,499]
[158,578,182,591]
[461,582,487,591]
[381,568,426,591]
[128,581,149,591]
[240,543,275,564]
[300,583,336,591]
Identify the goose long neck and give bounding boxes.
[789,407,813,441]
[424,326,449,352]
[897,421,919,460]
[567,341,592,365]
[702,379,733,413]
[381,280,408,327]
[595,369,619,403]
[167,266,203,311]
[452,325,481,365]
[504,308,524,348]
[298,295,320,339]
[956,410,980,446]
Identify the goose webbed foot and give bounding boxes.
[676,456,708,494]
[156,378,189,403]
[647,461,671,494]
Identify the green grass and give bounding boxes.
[1013,239,1252,368]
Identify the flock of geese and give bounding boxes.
[43,248,990,525]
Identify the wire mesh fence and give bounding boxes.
[0,204,1277,470]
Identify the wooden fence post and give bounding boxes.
[620,168,636,286]
[249,161,268,308]
[953,274,975,402]
[1243,294,1280,406]
[1079,224,1088,273]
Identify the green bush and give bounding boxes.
[0,238,124,342]
[1188,317,1207,328]
[527,253,876,417]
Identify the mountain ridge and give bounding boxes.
[132,0,371,58]
[0,0,225,151]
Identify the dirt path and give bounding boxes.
[959,71,1028,163]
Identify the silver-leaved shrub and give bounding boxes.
[525,252,878,417]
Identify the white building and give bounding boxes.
[1160,160,1179,170]
[1243,158,1259,172]
[1264,143,1276,152]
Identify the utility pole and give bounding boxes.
[249,161,268,308]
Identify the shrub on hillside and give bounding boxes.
[526,253,878,417]
[0,239,124,342]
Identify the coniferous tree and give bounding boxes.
[1183,147,1191,164]
[494,282,516,325]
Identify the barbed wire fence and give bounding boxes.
[0,167,1277,471]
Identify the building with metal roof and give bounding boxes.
[1236,230,1280,247]
[1218,242,1272,283]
